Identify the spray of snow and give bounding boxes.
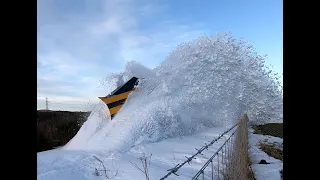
[65,32,283,152]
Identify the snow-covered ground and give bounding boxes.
[38,127,233,180]
[249,128,283,180]
[37,33,283,180]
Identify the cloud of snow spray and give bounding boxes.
[65,32,283,151]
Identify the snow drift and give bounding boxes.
[65,32,283,152]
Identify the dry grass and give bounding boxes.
[252,123,283,179]
[259,142,283,161]
[252,123,283,138]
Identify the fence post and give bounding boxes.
[202,170,204,180]
[224,142,227,164]
[211,160,214,180]
[217,152,220,180]
[221,143,224,165]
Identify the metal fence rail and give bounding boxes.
[191,129,237,180]
[191,114,249,180]
[159,120,241,180]
[159,114,250,180]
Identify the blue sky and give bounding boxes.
[37,0,283,111]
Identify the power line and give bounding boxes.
[49,102,88,106]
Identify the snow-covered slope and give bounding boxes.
[38,127,231,180]
[38,33,283,179]
[249,128,283,180]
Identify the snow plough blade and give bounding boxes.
[98,77,139,119]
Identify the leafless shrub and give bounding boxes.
[130,153,152,180]
[93,156,118,179]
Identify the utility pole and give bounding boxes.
[45,97,49,110]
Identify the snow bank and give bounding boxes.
[39,128,230,180]
[64,102,110,148]
[65,32,283,151]
[249,128,283,180]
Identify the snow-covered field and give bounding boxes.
[37,33,283,180]
[249,128,283,180]
[38,127,233,180]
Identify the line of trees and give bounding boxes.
[37,110,90,152]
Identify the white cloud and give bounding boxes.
[37,0,207,111]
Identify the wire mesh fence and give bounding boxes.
[159,120,241,180]
[191,129,237,180]
[224,114,251,180]
[159,114,252,180]
[190,114,251,180]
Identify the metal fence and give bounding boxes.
[191,128,237,180]
[191,114,250,180]
[159,114,251,180]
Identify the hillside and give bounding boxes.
[37,110,90,152]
